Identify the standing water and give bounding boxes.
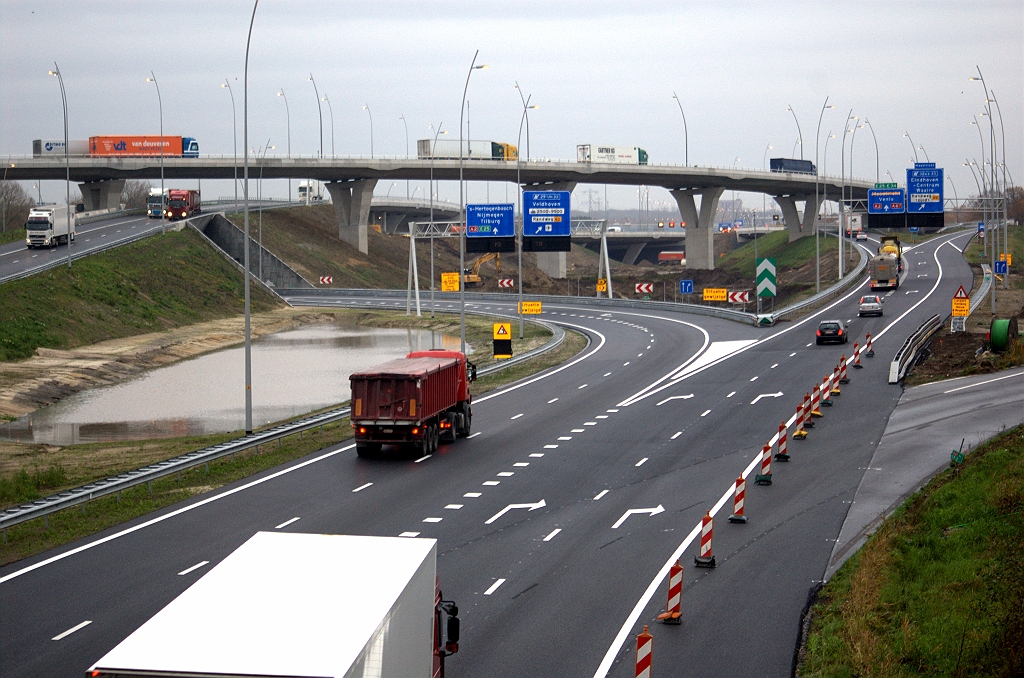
[1,324,462,445]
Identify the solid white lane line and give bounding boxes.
[399,531,420,538]
[178,560,210,576]
[543,528,562,542]
[530,453,545,458]
[548,398,559,403]
[943,370,1024,393]
[483,481,500,486]
[445,504,464,509]
[468,432,481,439]
[635,458,648,467]
[671,432,682,440]
[423,517,443,523]
[558,436,572,441]
[414,455,431,463]
[52,620,92,641]
[726,391,736,398]
[511,413,524,419]
[701,409,711,417]
[275,517,301,529]
[593,490,609,500]
[514,462,529,467]
[484,579,506,595]
[352,482,373,492]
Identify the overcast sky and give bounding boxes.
[2,0,1020,212]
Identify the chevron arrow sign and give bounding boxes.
[756,258,777,298]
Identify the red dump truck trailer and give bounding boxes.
[350,350,476,458]
[166,189,201,220]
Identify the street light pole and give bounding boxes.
[671,91,689,165]
[146,72,165,235]
[458,51,487,355]
[903,131,918,164]
[48,64,72,267]
[840,110,857,279]
[814,98,834,294]
[362,104,374,158]
[822,131,836,294]
[428,123,446,319]
[307,74,323,159]
[786,104,804,160]
[221,80,238,207]
[321,94,334,158]
[399,113,409,197]
[276,89,290,203]
[862,117,879,182]
[516,94,538,340]
[256,140,274,283]
[242,0,259,435]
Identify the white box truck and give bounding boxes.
[298,180,325,203]
[577,144,649,165]
[25,206,75,248]
[87,532,460,678]
[32,139,89,157]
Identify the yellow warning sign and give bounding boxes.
[441,271,460,292]
[518,301,542,314]
[493,322,511,340]
[596,278,607,293]
[703,287,728,302]
[1000,253,1013,266]
[952,298,970,317]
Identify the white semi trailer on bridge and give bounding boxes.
[87,532,460,678]
[577,144,649,165]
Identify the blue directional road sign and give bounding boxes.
[466,203,515,238]
[679,279,694,295]
[523,191,571,236]
[995,261,1008,275]
[907,165,944,213]
[978,222,985,233]
[867,188,906,214]
[909,226,920,233]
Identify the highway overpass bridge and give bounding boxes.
[5,156,872,271]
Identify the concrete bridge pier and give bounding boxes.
[622,242,647,266]
[325,179,378,254]
[670,186,725,270]
[524,181,576,280]
[774,194,823,242]
[78,179,126,211]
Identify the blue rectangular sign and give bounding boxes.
[907,167,944,214]
[995,261,1008,275]
[679,279,693,295]
[523,191,571,236]
[909,226,920,233]
[978,222,985,232]
[466,203,515,238]
[867,188,906,214]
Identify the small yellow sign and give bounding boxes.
[441,271,460,292]
[596,278,607,293]
[493,322,511,340]
[518,301,542,314]
[1000,253,1013,266]
[952,298,970,317]
[703,287,728,302]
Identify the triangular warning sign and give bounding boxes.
[953,285,968,299]
[497,325,508,335]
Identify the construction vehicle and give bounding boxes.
[463,251,501,287]
[869,253,900,290]
[878,235,903,272]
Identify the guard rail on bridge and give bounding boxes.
[889,313,944,384]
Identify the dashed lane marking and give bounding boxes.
[177,560,210,576]
[483,481,500,486]
[726,391,736,398]
[484,579,506,595]
[414,455,431,463]
[770,363,778,369]
[445,504,463,509]
[543,528,561,542]
[593,490,609,500]
[497,472,515,477]
[352,482,373,492]
[52,621,92,641]
[423,517,443,523]
[464,492,482,498]
[530,453,545,458]
[511,413,524,419]
[671,432,682,440]
[571,428,585,433]
[635,458,648,467]
[701,409,711,417]
[514,462,529,467]
[750,376,758,382]
[399,531,420,538]
[275,517,301,529]
[558,436,572,440]
[468,432,481,439]
[547,398,559,404]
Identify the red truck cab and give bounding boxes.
[350,349,476,458]
[166,189,201,220]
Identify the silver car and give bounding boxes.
[858,295,883,317]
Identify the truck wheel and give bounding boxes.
[430,425,439,454]
[459,408,472,438]
[356,443,381,458]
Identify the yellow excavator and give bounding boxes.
[463,252,501,288]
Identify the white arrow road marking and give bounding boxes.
[612,505,665,529]
[750,392,784,404]
[656,394,694,406]
[485,499,547,525]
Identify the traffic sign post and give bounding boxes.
[951,285,970,317]
[492,322,512,359]
[756,258,777,298]
[522,191,571,251]
[907,164,943,214]
[466,203,516,253]
[441,271,460,292]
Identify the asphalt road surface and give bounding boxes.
[1,230,977,677]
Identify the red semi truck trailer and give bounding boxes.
[166,189,201,220]
[350,350,476,458]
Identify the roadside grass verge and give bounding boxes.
[0,228,280,361]
[0,227,26,247]
[799,424,1024,677]
[0,328,586,567]
[718,230,838,279]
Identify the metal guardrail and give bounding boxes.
[969,264,993,318]
[889,313,943,384]
[0,314,567,535]
[76,206,146,226]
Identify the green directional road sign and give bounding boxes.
[756,258,777,298]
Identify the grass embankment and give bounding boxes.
[963,223,1023,274]
[0,227,26,247]
[0,228,280,362]
[0,328,587,566]
[800,425,1024,677]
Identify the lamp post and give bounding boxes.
[516,94,538,339]
[362,104,374,158]
[255,140,274,282]
[760,143,772,263]
[458,51,487,355]
[671,91,689,165]
[146,71,165,235]
[321,94,334,158]
[862,117,879,182]
[814,98,834,294]
[276,89,291,203]
[947,175,960,225]
[307,74,323,158]
[428,123,447,318]
[48,64,72,267]
[786,104,804,160]
[221,80,238,207]
[513,82,537,161]
[822,131,836,294]
[840,110,857,279]
[903,132,918,164]
[242,0,259,435]
[399,113,409,197]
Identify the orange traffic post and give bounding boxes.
[728,476,747,523]
[793,401,808,439]
[803,392,815,427]
[754,444,772,485]
[839,355,850,383]
[831,365,842,396]
[775,422,790,461]
[656,560,684,624]
[865,332,875,357]
[694,511,716,567]
[811,384,824,417]
[852,342,864,369]
[635,625,653,678]
[821,375,833,407]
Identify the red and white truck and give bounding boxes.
[166,189,200,220]
[350,349,476,458]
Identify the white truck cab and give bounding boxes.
[25,206,75,249]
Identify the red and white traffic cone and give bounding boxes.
[793,400,808,439]
[728,477,747,523]
[865,332,874,357]
[754,444,772,485]
[635,625,653,678]
[694,511,716,567]
[831,365,842,396]
[657,560,684,623]
[811,384,824,417]
[852,342,864,369]
[821,375,833,406]
[840,356,850,383]
[775,422,790,461]
[803,392,816,427]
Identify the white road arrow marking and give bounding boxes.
[750,392,784,405]
[611,505,665,529]
[656,394,694,406]
[484,499,547,525]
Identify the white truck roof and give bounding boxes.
[89,532,438,678]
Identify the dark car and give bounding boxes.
[816,319,848,345]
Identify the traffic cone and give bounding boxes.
[754,444,772,485]
[793,401,808,439]
[852,342,864,369]
[635,625,653,678]
[865,332,874,357]
[694,511,716,567]
[811,384,823,417]
[728,477,747,523]
[821,375,833,406]
[839,356,850,383]
[803,392,815,427]
[656,560,684,623]
[831,365,842,396]
[775,423,790,461]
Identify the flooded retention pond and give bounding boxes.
[1,323,462,445]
